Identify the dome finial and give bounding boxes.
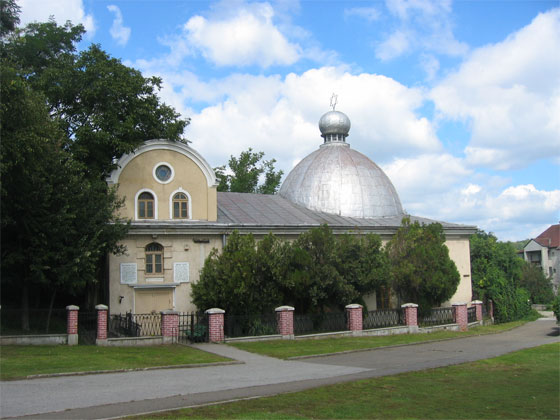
[330,93,338,111]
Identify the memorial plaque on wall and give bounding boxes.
[120,263,137,284]
[174,262,190,283]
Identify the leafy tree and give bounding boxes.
[192,232,284,315]
[215,148,283,194]
[1,14,188,322]
[386,218,460,312]
[519,263,554,304]
[193,226,388,315]
[0,68,128,327]
[470,231,531,322]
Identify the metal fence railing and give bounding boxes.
[224,314,277,338]
[467,306,477,323]
[294,312,347,335]
[121,313,161,336]
[109,313,141,338]
[419,307,454,327]
[78,311,98,345]
[178,312,208,343]
[0,308,68,336]
[363,308,405,329]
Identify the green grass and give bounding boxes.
[230,319,533,359]
[132,343,560,419]
[0,345,230,380]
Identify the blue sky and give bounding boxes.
[18,0,560,241]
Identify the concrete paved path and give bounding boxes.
[1,319,558,419]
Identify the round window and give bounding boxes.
[155,165,172,182]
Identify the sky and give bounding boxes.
[17,0,560,241]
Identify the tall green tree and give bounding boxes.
[386,218,460,312]
[470,231,530,322]
[215,148,283,194]
[1,14,188,321]
[519,263,554,304]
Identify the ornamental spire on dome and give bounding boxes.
[319,97,351,144]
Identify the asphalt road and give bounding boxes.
[1,319,558,419]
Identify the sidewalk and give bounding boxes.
[1,319,558,419]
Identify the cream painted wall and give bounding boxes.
[109,235,223,314]
[116,149,217,221]
[445,238,473,305]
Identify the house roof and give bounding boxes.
[534,224,560,248]
[127,192,476,236]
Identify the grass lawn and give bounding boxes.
[133,343,560,419]
[0,345,230,380]
[230,319,535,359]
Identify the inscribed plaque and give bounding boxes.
[174,262,190,283]
[120,263,137,284]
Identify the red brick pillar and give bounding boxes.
[205,308,225,343]
[275,306,295,339]
[453,303,468,331]
[161,310,179,344]
[472,300,483,322]
[66,305,79,346]
[96,304,108,346]
[346,304,363,336]
[401,303,419,333]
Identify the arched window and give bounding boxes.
[145,243,163,275]
[138,192,155,219]
[173,192,189,219]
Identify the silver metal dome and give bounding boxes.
[279,110,403,219]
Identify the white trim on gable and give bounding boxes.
[134,188,159,220]
[169,187,193,220]
[107,139,218,187]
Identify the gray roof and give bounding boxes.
[127,192,475,236]
[217,192,473,232]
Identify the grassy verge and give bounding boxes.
[132,343,559,419]
[230,318,538,359]
[0,345,230,380]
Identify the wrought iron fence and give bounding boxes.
[225,314,278,338]
[78,311,98,345]
[178,312,208,343]
[363,308,405,329]
[467,306,477,323]
[125,313,161,336]
[109,313,141,338]
[294,312,347,335]
[0,308,67,336]
[418,307,454,327]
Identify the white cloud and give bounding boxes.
[375,0,468,62]
[107,5,130,46]
[141,67,442,172]
[344,7,381,22]
[431,8,560,170]
[382,154,559,240]
[183,2,301,67]
[19,0,95,35]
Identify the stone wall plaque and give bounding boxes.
[174,262,190,283]
[120,263,137,284]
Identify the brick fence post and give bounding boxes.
[95,304,108,346]
[66,305,79,346]
[488,299,494,321]
[205,308,225,343]
[453,303,468,331]
[275,306,295,339]
[161,310,179,344]
[471,300,483,322]
[346,304,363,336]
[401,303,419,333]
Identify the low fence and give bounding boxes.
[0,308,67,336]
[419,307,454,327]
[363,308,404,329]
[225,314,277,338]
[467,306,477,323]
[294,312,347,335]
[178,312,209,343]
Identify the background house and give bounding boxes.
[523,224,560,294]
